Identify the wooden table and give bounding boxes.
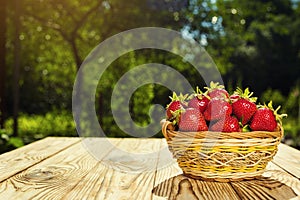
[0,137,299,199]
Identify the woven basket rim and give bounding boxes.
[161,119,283,141]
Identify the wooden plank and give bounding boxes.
[266,161,286,171]
[154,139,182,181]
[227,162,299,199]
[0,137,80,182]
[264,162,300,198]
[152,139,183,200]
[153,174,242,200]
[65,138,162,200]
[0,138,120,199]
[152,139,240,200]
[272,143,300,179]
[230,177,297,200]
[1,138,299,199]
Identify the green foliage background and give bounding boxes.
[1,0,300,153]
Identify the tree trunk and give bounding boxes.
[13,0,21,136]
[0,0,7,129]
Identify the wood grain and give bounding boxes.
[65,138,162,200]
[230,177,297,200]
[272,143,300,179]
[0,138,119,199]
[265,162,300,197]
[264,170,300,197]
[152,139,183,200]
[0,137,80,182]
[152,163,299,200]
[153,174,242,200]
[0,138,300,200]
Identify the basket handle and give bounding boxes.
[160,119,173,141]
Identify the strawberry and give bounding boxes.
[166,101,182,119]
[229,94,240,103]
[232,88,257,125]
[250,101,287,131]
[188,96,210,113]
[205,81,229,100]
[210,115,241,132]
[178,108,208,131]
[166,92,187,119]
[203,98,232,121]
[188,87,210,113]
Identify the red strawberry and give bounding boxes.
[250,108,276,131]
[229,94,240,103]
[232,88,257,125]
[179,108,208,131]
[188,96,210,113]
[209,89,229,99]
[210,116,241,132]
[205,81,229,99]
[203,98,232,121]
[188,87,210,113]
[166,92,187,119]
[166,101,182,119]
[250,101,287,131]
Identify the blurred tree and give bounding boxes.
[3,0,298,141]
[12,0,21,136]
[185,0,300,96]
[4,0,189,137]
[227,0,299,95]
[0,0,7,128]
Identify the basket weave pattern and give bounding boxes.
[162,120,283,182]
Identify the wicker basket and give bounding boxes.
[161,119,283,182]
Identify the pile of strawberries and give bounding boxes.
[166,82,287,133]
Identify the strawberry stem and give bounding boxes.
[204,81,225,91]
[168,92,188,104]
[265,101,288,126]
[234,87,257,103]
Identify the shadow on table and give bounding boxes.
[152,171,297,200]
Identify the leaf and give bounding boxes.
[8,137,24,148]
[0,133,9,141]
